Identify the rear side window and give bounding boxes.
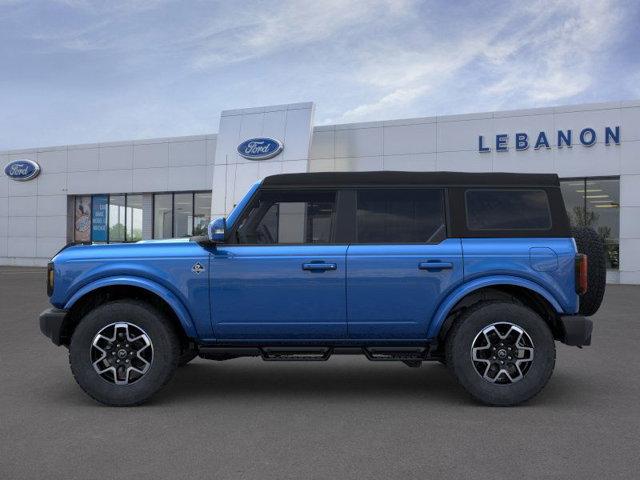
[356,189,446,243]
[465,189,551,230]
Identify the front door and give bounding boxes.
[210,189,347,340]
[346,188,463,340]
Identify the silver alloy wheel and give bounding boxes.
[471,322,534,384]
[91,322,154,385]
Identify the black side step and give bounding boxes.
[198,346,433,362]
[261,347,332,361]
[363,347,429,362]
[198,347,261,361]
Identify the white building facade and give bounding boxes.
[1,100,639,284]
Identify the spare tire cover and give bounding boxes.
[571,227,606,316]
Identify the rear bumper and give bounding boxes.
[559,315,593,347]
[39,308,68,346]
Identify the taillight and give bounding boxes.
[47,262,54,297]
[575,254,588,295]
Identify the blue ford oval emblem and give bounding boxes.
[4,159,41,181]
[237,137,283,160]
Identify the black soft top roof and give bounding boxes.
[262,171,560,188]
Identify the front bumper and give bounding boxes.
[39,308,68,346]
[559,315,593,347]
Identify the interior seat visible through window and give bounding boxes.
[235,190,336,244]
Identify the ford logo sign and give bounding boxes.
[237,137,283,160]
[4,159,41,181]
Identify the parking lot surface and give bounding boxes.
[1,266,639,479]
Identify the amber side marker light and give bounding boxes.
[47,262,54,297]
[575,254,588,295]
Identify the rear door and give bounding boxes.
[346,188,463,340]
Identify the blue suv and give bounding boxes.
[39,172,605,406]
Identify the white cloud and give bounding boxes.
[191,0,413,69]
[337,36,494,121]
[339,85,429,121]
[0,0,634,149]
[334,0,625,122]
[481,0,621,105]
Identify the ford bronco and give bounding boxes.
[39,172,605,406]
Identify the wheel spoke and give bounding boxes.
[93,333,114,345]
[516,346,534,360]
[472,344,491,360]
[484,366,500,382]
[92,359,107,373]
[114,366,128,385]
[135,352,151,369]
[504,366,523,382]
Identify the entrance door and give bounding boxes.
[210,189,347,340]
[346,188,463,340]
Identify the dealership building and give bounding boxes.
[1,100,639,283]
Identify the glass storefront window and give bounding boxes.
[91,195,109,242]
[560,177,620,269]
[73,191,212,243]
[153,191,211,239]
[194,192,212,236]
[74,196,92,242]
[108,195,126,242]
[74,193,144,243]
[126,194,143,242]
[154,194,173,239]
[174,193,193,238]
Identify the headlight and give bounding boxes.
[47,262,54,297]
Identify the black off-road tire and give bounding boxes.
[69,300,180,406]
[445,301,556,406]
[572,226,606,316]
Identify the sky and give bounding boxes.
[1,0,639,150]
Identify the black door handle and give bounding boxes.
[302,262,337,271]
[419,261,453,271]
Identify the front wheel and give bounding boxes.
[445,301,556,406]
[69,300,180,406]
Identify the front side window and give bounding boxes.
[356,189,446,243]
[236,190,336,244]
[465,189,551,231]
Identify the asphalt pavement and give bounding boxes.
[1,266,638,479]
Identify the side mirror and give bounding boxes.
[208,217,226,243]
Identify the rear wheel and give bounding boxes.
[69,300,180,406]
[446,301,555,406]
